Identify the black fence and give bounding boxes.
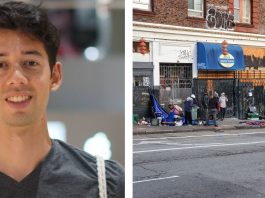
[193,79,265,119]
[133,79,265,120]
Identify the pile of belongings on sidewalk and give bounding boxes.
[239,121,265,126]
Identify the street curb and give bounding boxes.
[133,125,262,135]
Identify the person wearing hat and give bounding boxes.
[191,94,198,106]
[191,94,200,123]
[219,92,228,121]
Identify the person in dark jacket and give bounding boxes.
[184,97,193,125]
[202,92,209,125]
[208,94,219,126]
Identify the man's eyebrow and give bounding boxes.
[0,53,8,57]
[22,50,43,57]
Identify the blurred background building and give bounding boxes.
[22,0,124,165]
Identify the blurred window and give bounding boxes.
[83,132,112,160]
[47,9,98,57]
[133,76,150,87]
[188,0,203,17]
[234,0,251,24]
[133,0,151,11]
[48,121,67,142]
[42,0,114,58]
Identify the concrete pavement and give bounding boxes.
[133,118,265,135]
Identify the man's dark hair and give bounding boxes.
[0,1,60,71]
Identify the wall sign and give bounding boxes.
[219,54,235,68]
[218,40,235,68]
[159,44,192,63]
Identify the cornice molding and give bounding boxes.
[133,21,265,47]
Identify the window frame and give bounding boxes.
[234,0,251,24]
[133,0,152,12]
[188,0,204,18]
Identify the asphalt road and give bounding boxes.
[133,129,265,198]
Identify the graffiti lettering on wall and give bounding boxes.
[177,49,192,61]
[243,47,265,68]
[206,6,235,30]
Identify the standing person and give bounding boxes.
[191,94,199,107]
[208,94,219,127]
[191,94,201,123]
[0,2,124,198]
[202,92,209,125]
[214,91,221,119]
[219,92,228,121]
[184,97,193,125]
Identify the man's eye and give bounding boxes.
[23,61,38,67]
[0,62,8,69]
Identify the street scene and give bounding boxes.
[133,128,265,198]
[133,0,265,197]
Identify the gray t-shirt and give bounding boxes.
[37,139,124,198]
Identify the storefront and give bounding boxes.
[133,62,154,119]
[193,41,245,118]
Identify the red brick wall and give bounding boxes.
[258,0,265,34]
[133,0,205,28]
[233,0,259,34]
[133,0,264,35]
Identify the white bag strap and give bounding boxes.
[96,156,107,198]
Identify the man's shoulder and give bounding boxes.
[38,140,125,197]
[52,139,124,181]
[52,139,124,174]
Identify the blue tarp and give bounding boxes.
[197,42,245,71]
[150,94,184,125]
[150,94,168,120]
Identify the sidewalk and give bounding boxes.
[133,118,265,135]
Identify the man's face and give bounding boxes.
[0,29,62,127]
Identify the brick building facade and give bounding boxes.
[133,0,264,33]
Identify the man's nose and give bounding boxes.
[7,67,28,86]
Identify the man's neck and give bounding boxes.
[0,122,51,182]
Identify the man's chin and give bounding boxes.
[4,116,35,127]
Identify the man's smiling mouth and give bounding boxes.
[6,95,32,103]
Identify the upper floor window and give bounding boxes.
[133,0,151,11]
[188,0,203,17]
[234,0,251,24]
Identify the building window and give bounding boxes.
[134,76,150,87]
[133,0,151,11]
[234,0,251,24]
[160,63,192,88]
[188,0,203,17]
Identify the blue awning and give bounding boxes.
[197,42,245,71]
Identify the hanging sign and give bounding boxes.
[218,40,235,68]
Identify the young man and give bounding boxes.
[0,1,124,198]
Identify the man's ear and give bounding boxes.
[50,61,63,91]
